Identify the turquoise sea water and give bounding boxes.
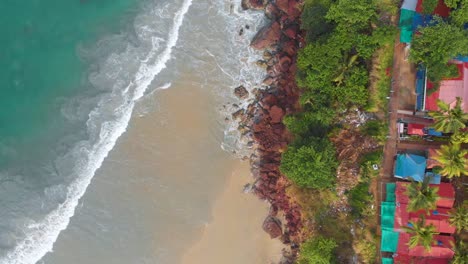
[0,0,140,149]
[0,0,267,263]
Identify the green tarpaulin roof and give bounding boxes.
[386,183,396,202]
[399,9,416,43]
[381,202,396,229]
[381,229,399,253]
[382,257,394,264]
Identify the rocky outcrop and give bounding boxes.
[234,85,249,99]
[263,216,283,238]
[251,21,281,50]
[235,0,305,260]
[241,0,267,10]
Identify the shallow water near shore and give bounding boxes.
[0,0,274,263]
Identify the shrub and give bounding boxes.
[280,139,338,189]
[298,236,337,264]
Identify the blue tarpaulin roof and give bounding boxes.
[424,172,442,184]
[412,13,434,30]
[426,128,443,136]
[394,154,426,180]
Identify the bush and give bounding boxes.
[280,139,338,189]
[298,236,337,264]
[348,182,373,218]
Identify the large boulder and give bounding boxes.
[241,0,267,10]
[234,85,249,99]
[250,21,281,50]
[269,105,285,123]
[262,216,283,238]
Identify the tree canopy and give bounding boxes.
[429,97,468,133]
[297,236,337,264]
[410,19,468,84]
[406,177,439,212]
[280,139,338,189]
[402,216,439,252]
[434,143,468,178]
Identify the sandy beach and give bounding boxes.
[180,161,283,264]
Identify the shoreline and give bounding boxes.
[180,160,284,264]
[233,0,306,261]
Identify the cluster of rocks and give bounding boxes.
[234,0,305,260]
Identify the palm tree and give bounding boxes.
[449,203,468,233]
[452,240,468,264]
[333,54,359,86]
[402,216,439,252]
[406,177,439,212]
[434,143,468,178]
[429,97,468,134]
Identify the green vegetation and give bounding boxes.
[430,97,468,134]
[297,236,337,264]
[402,216,439,251]
[406,177,439,212]
[445,0,468,27]
[283,0,397,262]
[410,17,468,86]
[280,139,338,189]
[449,202,468,232]
[452,240,468,264]
[348,182,373,218]
[434,143,468,178]
[422,0,439,14]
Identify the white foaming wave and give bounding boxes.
[1,0,193,263]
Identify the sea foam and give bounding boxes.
[1,0,192,263]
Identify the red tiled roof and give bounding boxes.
[416,0,451,17]
[395,182,455,209]
[408,123,426,135]
[426,62,468,112]
[397,233,455,258]
[394,203,456,234]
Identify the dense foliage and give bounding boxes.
[402,217,439,251]
[429,97,468,133]
[284,0,397,262]
[406,177,439,212]
[434,143,468,178]
[410,17,468,85]
[280,139,338,189]
[445,0,468,27]
[282,0,395,189]
[422,0,439,14]
[297,236,337,264]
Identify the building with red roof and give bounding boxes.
[396,233,455,258]
[416,0,451,17]
[394,203,456,234]
[426,62,468,113]
[395,182,455,209]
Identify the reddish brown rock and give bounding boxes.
[241,0,267,10]
[281,40,297,57]
[269,105,285,123]
[234,85,249,99]
[265,2,280,19]
[276,0,289,14]
[262,216,283,238]
[251,21,281,50]
[263,76,276,86]
[283,24,300,40]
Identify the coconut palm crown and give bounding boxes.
[434,143,468,178]
[406,177,439,212]
[429,97,468,134]
[402,216,439,252]
[449,202,468,233]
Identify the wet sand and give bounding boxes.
[180,161,283,264]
